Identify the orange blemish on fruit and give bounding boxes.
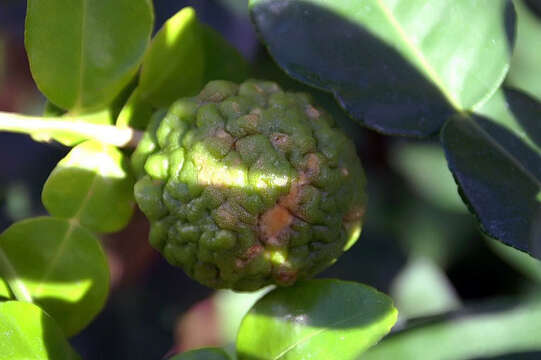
[259,204,293,246]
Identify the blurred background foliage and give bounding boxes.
[0,0,540,359]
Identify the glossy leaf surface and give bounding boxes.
[139,7,205,108]
[0,301,80,360]
[250,0,515,136]
[236,279,397,360]
[25,0,153,112]
[170,348,231,360]
[42,141,135,233]
[442,88,541,258]
[507,0,541,101]
[362,294,541,359]
[0,217,110,336]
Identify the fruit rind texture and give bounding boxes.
[132,80,366,291]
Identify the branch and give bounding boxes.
[0,111,142,148]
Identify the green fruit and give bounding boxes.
[132,80,366,291]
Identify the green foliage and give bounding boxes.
[0,301,80,360]
[139,7,205,108]
[42,140,135,233]
[442,88,541,257]
[362,294,541,359]
[236,279,397,360]
[0,0,540,358]
[0,217,110,336]
[250,0,541,261]
[25,0,154,113]
[250,0,514,136]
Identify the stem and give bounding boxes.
[0,247,33,303]
[0,111,142,148]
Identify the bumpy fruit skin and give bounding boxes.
[132,80,366,291]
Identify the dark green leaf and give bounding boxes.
[25,0,154,112]
[362,294,541,359]
[0,217,110,336]
[442,88,541,258]
[250,0,515,136]
[139,7,205,108]
[507,0,541,101]
[169,348,231,360]
[0,301,80,360]
[42,140,135,233]
[236,279,397,360]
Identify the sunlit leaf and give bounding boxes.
[42,140,135,233]
[250,0,515,136]
[116,87,155,130]
[0,301,81,360]
[139,7,205,108]
[236,279,397,360]
[25,0,154,112]
[215,287,272,344]
[362,294,541,359]
[0,217,110,336]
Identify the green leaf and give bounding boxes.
[25,0,154,112]
[169,348,232,360]
[116,88,155,130]
[199,24,249,85]
[250,0,515,137]
[0,301,80,360]
[488,237,541,283]
[42,140,135,234]
[442,88,541,259]
[507,0,541,101]
[361,294,541,359]
[236,279,397,360]
[0,278,10,300]
[390,143,466,213]
[0,217,110,336]
[215,287,272,344]
[139,7,205,108]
